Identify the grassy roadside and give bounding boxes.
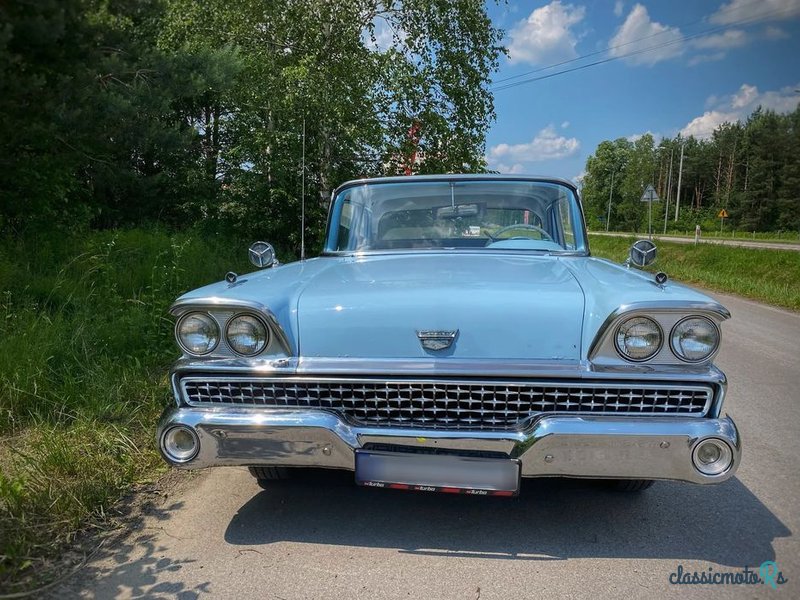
[589,230,800,244]
[589,234,800,311]
[0,229,251,593]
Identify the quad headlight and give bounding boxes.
[176,312,219,355]
[226,314,269,356]
[670,316,720,362]
[614,316,663,361]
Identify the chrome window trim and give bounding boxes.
[669,315,722,364]
[177,375,715,419]
[224,312,271,357]
[174,311,221,357]
[323,175,590,258]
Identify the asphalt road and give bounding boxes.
[593,231,800,252]
[58,292,799,599]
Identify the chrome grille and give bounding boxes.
[180,377,712,430]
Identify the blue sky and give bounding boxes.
[484,0,800,182]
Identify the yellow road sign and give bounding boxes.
[718,209,729,218]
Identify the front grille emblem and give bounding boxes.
[417,330,458,351]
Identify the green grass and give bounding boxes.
[589,234,800,310]
[589,229,800,244]
[0,228,252,593]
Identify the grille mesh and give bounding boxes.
[181,378,711,430]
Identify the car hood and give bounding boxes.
[296,253,584,360]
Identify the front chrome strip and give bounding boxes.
[170,355,728,380]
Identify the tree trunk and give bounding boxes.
[725,138,737,207]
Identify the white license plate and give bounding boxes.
[355,451,520,496]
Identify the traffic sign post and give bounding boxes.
[718,208,728,233]
[640,184,660,239]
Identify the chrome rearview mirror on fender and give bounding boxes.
[628,239,657,268]
[248,241,276,269]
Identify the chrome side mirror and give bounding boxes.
[248,241,276,269]
[628,239,657,267]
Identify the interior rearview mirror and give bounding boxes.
[436,204,479,219]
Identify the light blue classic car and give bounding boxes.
[159,175,740,495]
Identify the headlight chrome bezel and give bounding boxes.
[225,312,271,357]
[670,315,721,363]
[613,315,664,362]
[175,311,220,356]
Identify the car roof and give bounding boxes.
[332,174,579,196]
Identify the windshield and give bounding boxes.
[325,179,587,254]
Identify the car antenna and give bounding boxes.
[301,116,306,261]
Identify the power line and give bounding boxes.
[492,0,768,86]
[492,6,796,92]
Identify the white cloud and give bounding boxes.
[488,125,580,167]
[561,120,570,128]
[507,1,586,65]
[680,82,800,138]
[731,83,759,108]
[710,0,800,25]
[687,52,726,66]
[626,130,660,143]
[764,26,790,39]
[610,4,684,66]
[681,110,738,138]
[494,162,527,174]
[691,29,749,50]
[614,1,624,17]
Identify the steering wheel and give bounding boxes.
[487,223,554,242]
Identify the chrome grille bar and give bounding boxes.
[179,377,713,430]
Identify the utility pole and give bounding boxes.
[605,167,615,232]
[674,141,685,222]
[664,146,673,234]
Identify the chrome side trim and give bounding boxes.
[588,301,731,361]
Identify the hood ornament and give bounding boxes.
[417,330,458,351]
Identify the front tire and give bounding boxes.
[608,479,655,492]
[248,466,292,489]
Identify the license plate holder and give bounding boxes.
[355,450,520,496]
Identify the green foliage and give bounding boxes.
[0,0,503,251]
[589,235,800,310]
[582,106,800,234]
[0,228,251,591]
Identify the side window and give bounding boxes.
[337,201,354,250]
[557,194,576,250]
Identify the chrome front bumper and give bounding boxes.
[157,406,741,484]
